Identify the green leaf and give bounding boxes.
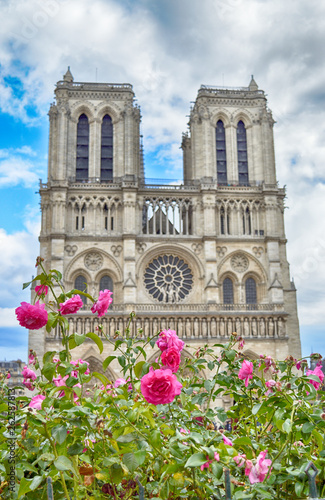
[134,361,146,378]
[46,312,58,333]
[117,432,137,443]
[185,452,208,467]
[134,450,146,465]
[103,355,116,371]
[43,351,57,365]
[204,379,214,392]
[30,475,43,491]
[252,403,262,415]
[54,455,74,472]
[52,425,68,445]
[122,452,138,473]
[74,333,86,346]
[23,280,33,290]
[225,349,236,361]
[302,422,314,434]
[211,461,223,479]
[42,361,56,382]
[110,463,123,484]
[234,436,252,446]
[18,477,32,498]
[295,481,304,497]
[86,332,103,353]
[118,355,126,368]
[312,428,323,448]
[93,371,110,386]
[282,419,292,434]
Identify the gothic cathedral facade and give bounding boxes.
[29,69,301,381]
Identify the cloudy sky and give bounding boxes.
[0,0,324,361]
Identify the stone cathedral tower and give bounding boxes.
[29,70,301,381]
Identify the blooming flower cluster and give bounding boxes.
[306,365,324,391]
[140,329,184,405]
[91,289,113,317]
[22,366,37,391]
[234,450,272,484]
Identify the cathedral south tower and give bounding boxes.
[29,70,301,382]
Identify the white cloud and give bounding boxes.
[0,308,17,327]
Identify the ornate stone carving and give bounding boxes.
[144,255,193,303]
[136,242,147,254]
[111,245,122,257]
[191,243,203,254]
[65,245,77,256]
[216,246,227,258]
[231,253,249,273]
[253,246,264,258]
[84,252,103,271]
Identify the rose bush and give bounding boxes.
[1,261,325,499]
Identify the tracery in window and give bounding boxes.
[223,278,234,304]
[76,114,89,181]
[101,115,113,181]
[216,120,227,185]
[237,120,248,185]
[144,255,193,303]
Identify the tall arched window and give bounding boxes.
[100,275,114,294]
[223,278,234,304]
[101,115,113,181]
[216,120,227,185]
[74,275,87,305]
[237,120,248,186]
[76,114,89,181]
[245,277,257,304]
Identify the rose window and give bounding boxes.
[144,255,193,303]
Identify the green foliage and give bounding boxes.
[2,266,325,499]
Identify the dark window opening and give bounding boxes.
[237,121,248,185]
[101,115,113,181]
[76,114,89,181]
[245,277,257,304]
[76,216,79,230]
[74,275,87,305]
[105,216,108,230]
[223,278,234,304]
[111,217,114,231]
[216,120,227,185]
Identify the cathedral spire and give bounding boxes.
[63,66,74,83]
[249,75,258,91]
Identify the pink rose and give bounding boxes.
[22,366,37,381]
[306,366,324,391]
[222,435,233,446]
[238,360,253,387]
[200,452,220,471]
[245,450,272,484]
[91,289,113,318]
[15,301,48,330]
[35,284,48,296]
[265,380,276,388]
[23,380,35,391]
[156,329,184,353]
[140,367,182,405]
[59,295,84,315]
[114,378,127,388]
[234,454,246,467]
[161,347,181,373]
[29,350,36,365]
[71,359,90,376]
[29,394,45,410]
[7,373,11,379]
